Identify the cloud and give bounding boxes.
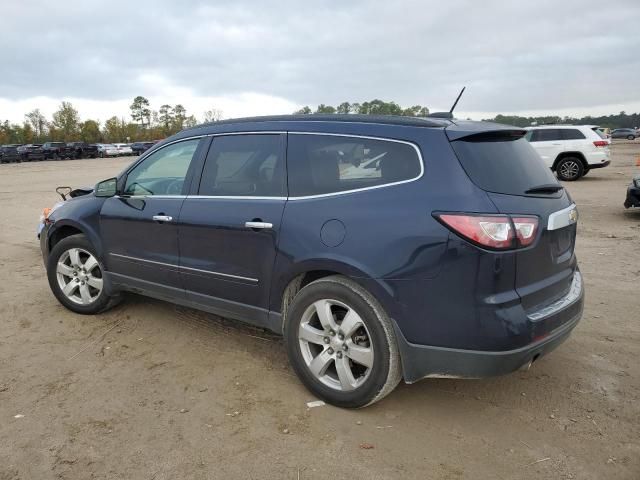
[1,0,639,122]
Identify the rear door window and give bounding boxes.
[561,129,586,140]
[287,134,421,197]
[198,134,285,197]
[450,132,558,196]
[531,129,563,142]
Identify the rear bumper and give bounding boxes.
[624,184,640,208]
[394,271,584,383]
[587,159,610,169]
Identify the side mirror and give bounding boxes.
[95,177,118,197]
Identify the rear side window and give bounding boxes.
[450,132,558,196]
[529,129,563,142]
[287,134,421,197]
[198,134,285,197]
[561,129,586,140]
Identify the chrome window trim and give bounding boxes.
[547,204,578,231]
[131,131,425,201]
[109,253,259,283]
[527,271,582,321]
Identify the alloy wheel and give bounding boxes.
[298,299,374,391]
[559,160,579,179]
[56,248,103,305]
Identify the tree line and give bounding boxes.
[2,95,638,146]
[0,96,223,145]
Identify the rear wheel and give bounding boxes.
[284,275,401,408]
[47,234,119,314]
[556,157,584,181]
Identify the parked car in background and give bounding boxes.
[17,144,45,161]
[42,142,72,160]
[131,141,156,156]
[0,145,22,163]
[624,174,640,208]
[113,143,134,156]
[67,142,98,159]
[525,125,610,181]
[611,128,636,140]
[96,144,121,158]
[38,114,584,408]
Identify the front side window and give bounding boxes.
[198,134,285,197]
[287,134,421,197]
[124,138,200,196]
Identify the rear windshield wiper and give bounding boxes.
[525,184,564,195]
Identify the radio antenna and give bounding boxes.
[449,86,466,114]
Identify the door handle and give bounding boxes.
[245,221,273,230]
[152,215,173,222]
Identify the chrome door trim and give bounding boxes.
[109,253,259,283]
[547,204,578,231]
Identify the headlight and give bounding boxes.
[40,201,64,223]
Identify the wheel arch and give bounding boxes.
[47,219,105,261]
[271,258,398,334]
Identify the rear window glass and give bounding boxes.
[450,132,558,196]
[593,128,607,139]
[287,134,421,197]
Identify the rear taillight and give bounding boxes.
[593,140,608,147]
[512,217,539,247]
[436,213,539,250]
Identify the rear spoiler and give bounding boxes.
[445,121,527,141]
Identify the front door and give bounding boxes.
[178,133,286,326]
[100,138,203,298]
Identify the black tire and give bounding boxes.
[556,157,584,181]
[99,152,104,158]
[47,234,120,314]
[284,275,401,408]
[627,135,635,140]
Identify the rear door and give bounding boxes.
[177,133,287,327]
[528,129,564,167]
[448,131,577,318]
[100,138,204,297]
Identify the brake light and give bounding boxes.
[512,217,539,247]
[436,214,539,250]
[593,140,608,147]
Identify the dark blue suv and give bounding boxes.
[39,115,584,407]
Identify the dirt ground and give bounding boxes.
[0,143,639,480]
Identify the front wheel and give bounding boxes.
[47,234,119,314]
[284,275,401,408]
[556,157,584,181]
[627,135,635,140]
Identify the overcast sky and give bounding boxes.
[1,0,639,123]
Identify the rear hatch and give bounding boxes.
[447,125,578,320]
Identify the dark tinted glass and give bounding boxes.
[287,134,421,197]
[198,134,285,197]
[561,129,585,140]
[531,129,563,142]
[451,133,558,196]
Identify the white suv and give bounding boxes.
[525,125,610,181]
